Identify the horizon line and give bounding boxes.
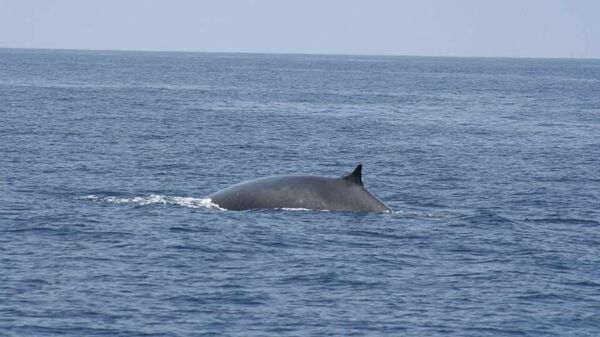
[1,46,599,61]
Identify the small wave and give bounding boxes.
[82,195,401,214]
[81,194,224,210]
[278,207,322,212]
[392,210,444,218]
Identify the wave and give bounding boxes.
[278,207,324,212]
[81,194,224,210]
[82,195,404,214]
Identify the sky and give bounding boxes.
[0,0,599,58]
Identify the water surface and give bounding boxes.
[1,49,600,336]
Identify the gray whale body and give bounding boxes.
[209,164,391,213]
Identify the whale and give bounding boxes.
[208,164,391,213]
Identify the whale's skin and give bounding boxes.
[208,165,391,213]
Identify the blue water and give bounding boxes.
[1,48,600,336]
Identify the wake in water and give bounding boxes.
[81,194,225,210]
[81,195,331,213]
[82,195,447,218]
[81,195,383,213]
[81,194,442,216]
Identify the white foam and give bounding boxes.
[82,195,398,214]
[279,207,315,212]
[82,194,225,210]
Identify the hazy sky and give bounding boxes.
[1,0,598,58]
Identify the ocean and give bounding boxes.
[1,48,599,336]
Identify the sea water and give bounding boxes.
[1,49,599,336]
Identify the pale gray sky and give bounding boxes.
[1,0,598,58]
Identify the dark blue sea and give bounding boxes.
[1,48,599,336]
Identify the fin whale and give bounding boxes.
[209,164,391,213]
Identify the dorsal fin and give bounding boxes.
[343,164,363,186]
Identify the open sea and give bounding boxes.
[1,48,599,336]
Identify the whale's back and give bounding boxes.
[209,172,390,213]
